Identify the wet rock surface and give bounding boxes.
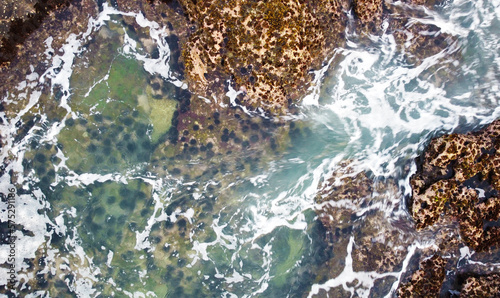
[354,0,459,71]
[410,119,500,251]
[105,0,459,115]
[459,273,500,297]
[397,255,447,297]
[397,119,500,297]
[0,0,99,96]
[314,119,500,296]
[313,161,414,296]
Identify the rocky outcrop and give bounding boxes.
[0,0,99,95]
[410,119,500,252]
[314,120,500,296]
[459,273,500,297]
[314,161,414,296]
[398,255,446,297]
[0,0,72,67]
[398,119,500,296]
[1,0,460,116]
[174,0,459,114]
[176,0,348,114]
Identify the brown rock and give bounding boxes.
[0,0,99,97]
[398,255,446,297]
[410,119,500,252]
[459,273,500,298]
[353,0,384,32]
[177,0,348,114]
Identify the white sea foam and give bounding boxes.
[302,0,500,295]
[0,3,184,296]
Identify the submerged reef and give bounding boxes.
[0,9,313,295]
[313,161,413,296]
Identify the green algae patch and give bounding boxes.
[69,25,121,97]
[149,98,177,143]
[269,228,304,289]
[74,55,147,119]
[106,56,146,107]
[44,178,171,296]
[68,21,148,121]
[140,87,178,143]
[57,112,153,174]
[59,44,156,173]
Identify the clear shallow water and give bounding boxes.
[1,0,500,297]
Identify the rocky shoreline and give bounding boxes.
[2,0,458,114]
[400,119,500,296]
[1,0,499,296]
[313,120,500,296]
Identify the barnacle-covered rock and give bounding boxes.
[317,133,500,296]
[410,119,500,252]
[397,255,446,297]
[112,0,461,117]
[459,273,500,297]
[177,0,348,114]
[399,256,500,297]
[353,0,384,33]
[399,119,500,296]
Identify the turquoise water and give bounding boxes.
[1,0,500,297]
